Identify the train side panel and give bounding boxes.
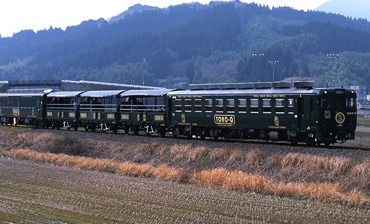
[168,92,304,141]
[0,93,45,126]
[119,89,172,136]
[166,82,357,146]
[45,91,83,130]
[79,91,123,133]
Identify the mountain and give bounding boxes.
[0,1,369,89]
[109,4,159,24]
[316,0,370,21]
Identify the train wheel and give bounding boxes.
[200,130,206,140]
[134,128,139,135]
[124,127,130,135]
[112,126,118,134]
[324,141,331,147]
[290,138,298,146]
[306,138,316,147]
[172,128,179,138]
[159,129,166,138]
[211,129,219,140]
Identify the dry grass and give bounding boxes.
[117,162,153,177]
[245,149,264,167]
[350,159,370,178]
[281,153,354,177]
[343,189,370,205]
[5,149,369,205]
[170,144,192,161]
[187,146,209,162]
[265,153,283,170]
[209,148,230,160]
[268,182,342,201]
[226,149,245,165]
[153,164,190,182]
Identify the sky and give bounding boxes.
[0,0,329,38]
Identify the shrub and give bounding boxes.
[49,136,87,156]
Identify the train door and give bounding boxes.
[309,97,317,129]
[297,97,305,131]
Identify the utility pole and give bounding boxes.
[142,58,146,86]
[268,60,279,82]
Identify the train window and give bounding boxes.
[275,99,284,114]
[310,99,315,112]
[238,99,246,113]
[215,99,223,113]
[347,98,355,107]
[205,99,212,113]
[321,98,330,109]
[21,100,27,107]
[227,99,235,113]
[156,97,165,111]
[262,99,271,113]
[250,99,259,113]
[184,99,192,112]
[175,99,182,112]
[288,99,294,114]
[194,99,202,112]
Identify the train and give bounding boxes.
[0,81,357,147]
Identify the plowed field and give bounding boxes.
[1,157,369,223]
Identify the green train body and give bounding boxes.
[78,90,123,133]
[119,89,171,136]
[167,82,357,146]
[0,81,357,147]
[45,91,83,130]
[0,93,46,126]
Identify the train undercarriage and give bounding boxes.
[171,125,353,147]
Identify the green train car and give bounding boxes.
[0,93,46,126]
[167,82,357,146]
[79,90,124,133]
[0,81,357,147]
[119,89,172,136]
[45,91,83,130]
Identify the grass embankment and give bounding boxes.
[357,116,370,128]
[0,126,369,205]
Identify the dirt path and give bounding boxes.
[1,157,369,223]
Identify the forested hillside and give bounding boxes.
[0,1,369,88]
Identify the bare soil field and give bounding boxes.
[1,157,369,223]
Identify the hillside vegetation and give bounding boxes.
[0,1,369,88]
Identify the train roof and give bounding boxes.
[80,90,125,98]
[188,81,315,90]
[167,88,320,97]
[0,92,45,97]
[47,91,84,98]
[166,81,323,97]
[120,88,172,97]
